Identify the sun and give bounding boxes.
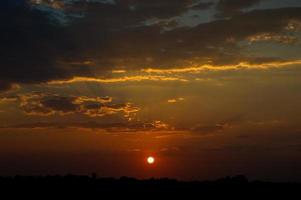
[147,156,155,164]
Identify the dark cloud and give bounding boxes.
[19,93,139,117]
[74,5,301,63]
[65,0,195,20]
[40,96,78,113]
[191,2,215,10]
[65,6,301,70]
[0,81,16,92]
[216,0,263,18]
[1,0,301,90]
[0,0,91,88]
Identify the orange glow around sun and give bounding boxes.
[147,156,155,164]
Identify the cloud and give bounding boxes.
[216,0,263,18]
[29,0,65,9]
[142,60,301,74]
[167,98,185,103]
[0,81,19,92]
[20,94,77,116]
[46,59,301,86]
[45,6,301,69]
[247,33,299,44]
[167,99,177,103]
[0,0,92,88]
[1,1,301,90]
[190,1,215,10]
[0,96,18,104]
[0,120,172,133]
[190,123,228,134]
[18,93,139,118]
[47,75,188,84]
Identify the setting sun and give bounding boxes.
[147,156,155,164]
[2,0,301,189]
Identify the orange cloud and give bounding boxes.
[167,98,185,103]
[142,60,301,74]
[167,99,177,103]
[48,76,188,84]
[112,70,127,74]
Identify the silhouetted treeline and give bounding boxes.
[0,174,300,198]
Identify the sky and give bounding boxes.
[1,0,301,181]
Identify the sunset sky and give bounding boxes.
[1,0,301,181]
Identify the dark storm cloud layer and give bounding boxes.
[1,0,301,91]
[0,0,93,91]
[65,0,301,69]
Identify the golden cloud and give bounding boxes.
[141,60,301,74]
[18,93,139,118]
[48,75,188,84]
[43,59,301,86]
[247,33,298,44]
[167,98,185,103]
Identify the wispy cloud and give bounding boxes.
[167,98,185,103]
[48,76,188,84]
[142,60,301,74]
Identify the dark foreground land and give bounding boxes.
[0,175,300,198]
